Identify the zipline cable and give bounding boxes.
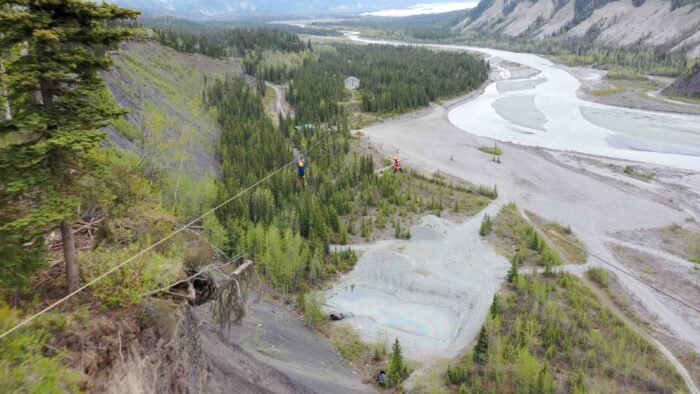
[0,139,325,341]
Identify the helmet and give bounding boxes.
[299,161,304,167]
[393,155,398,160]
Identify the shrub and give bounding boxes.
[0,304,80,393]
[478,144,503,156]
[586,267,609,288]
[301,291,325,329]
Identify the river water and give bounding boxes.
[344,32,700,171]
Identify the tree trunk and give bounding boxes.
[40,79,53,106]
[0,59,10,121]
[60,220,81,294]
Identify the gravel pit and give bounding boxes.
[326,212,509,360]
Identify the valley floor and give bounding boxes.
[358,94,700,391]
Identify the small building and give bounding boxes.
[345,76,360,90]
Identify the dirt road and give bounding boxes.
[266,82,287,117]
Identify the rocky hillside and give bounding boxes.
[455,0,700,57]
[105,41,241,216]
[663,63,700,97]
[106,41,238,179]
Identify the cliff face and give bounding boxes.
[663,63,700,97]
[455,0,700,57]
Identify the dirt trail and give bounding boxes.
[266,81,287,117]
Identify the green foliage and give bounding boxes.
[455,32,691,76]
[479,144,503,156]
[623,165,655,181]
[203,214,229,252]
[446,272,685,392]
[387,338,409,387]
[526,211,587,264]
[507,261,519,283]
[153,26,306,58]
[586,267,609,288]
[301,291,325,329]
[255,50,311,83]
[286,59,347,125]
[0,304,80,393]
[200,30,489,298]
[0,232,46,297]
[605,67,647,81]
[473,326,489,365]
[490,204,563,267]
[336,333,371,362]
[76,150,185,306]
[479,214,492,237]
[446,363,470,385]
[0,0,139,291]
[107,42,226,219]
[319,44,488,114]
[476,184,498,199]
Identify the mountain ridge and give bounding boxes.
[454,0,700,57]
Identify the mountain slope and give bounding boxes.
[455,0,700,57]
[105,41,239,217]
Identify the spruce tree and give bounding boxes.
[507,261,519,283]
[387,338,408,387]
[473,326,489,365]
[0,1,139,294]
[489,295,500,317]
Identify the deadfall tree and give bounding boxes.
[0,1,138,296]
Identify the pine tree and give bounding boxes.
[479,214,492,236]
[387,338,408,387]
[473,326,489,365]
[0,1,139,294]
[490,295,500,317]
[507,261,519,283]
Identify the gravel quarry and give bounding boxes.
[326,211,509,360]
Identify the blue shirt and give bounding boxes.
[297,162,306,176]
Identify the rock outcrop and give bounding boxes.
[663,63,700,98]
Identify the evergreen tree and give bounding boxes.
[473,326,489,365]
[507,261,519,283]
[0,0,139,294]
[479,213,492,236]
[490,295,500,317]
[387,338,408,387]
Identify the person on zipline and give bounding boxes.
[297,157,307,186]
[392,155,403,174]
